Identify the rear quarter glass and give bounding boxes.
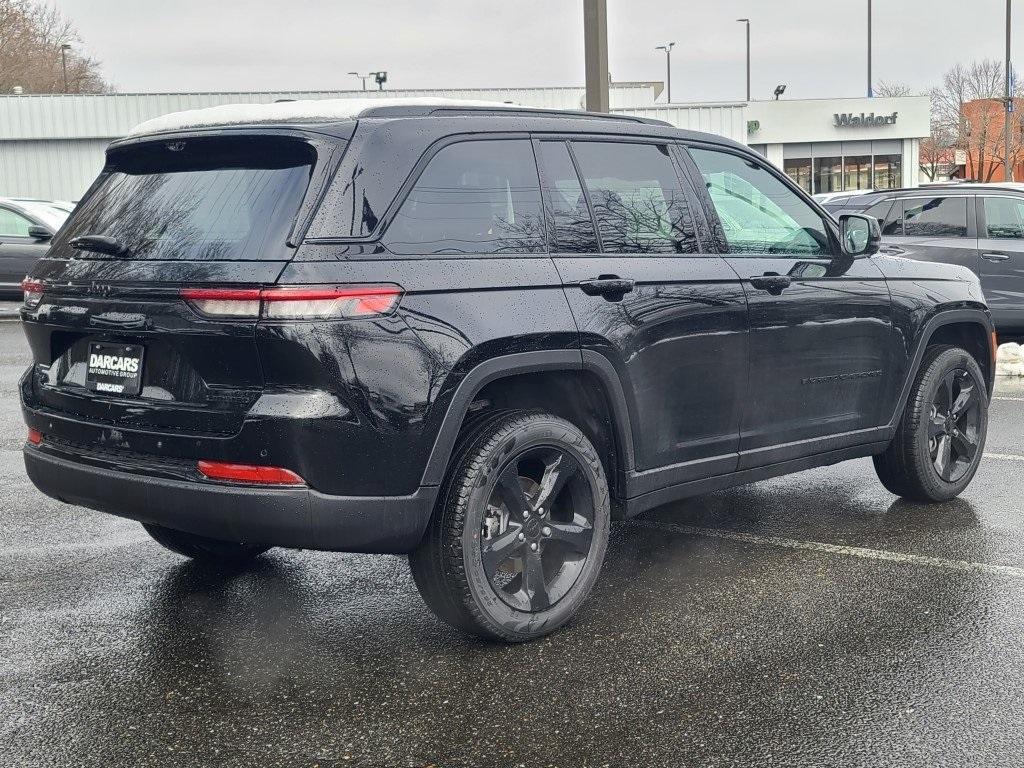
[50,135,318,262]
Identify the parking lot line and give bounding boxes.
[629,520,1024,579]
[986,452,1024,462]
[993,396,1024,402]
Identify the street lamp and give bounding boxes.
[348,72,370,91]
[655,42,675,103]
[60,43,71,93]
[736,19,750,102]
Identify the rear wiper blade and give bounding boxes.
[68,235,129,257]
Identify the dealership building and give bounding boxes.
[622,95,931,194]
[0,86,930,201]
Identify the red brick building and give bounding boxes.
[961,98,1024,182]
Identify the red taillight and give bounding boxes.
[179,285,403,320]
[197,460,305,486]
[22,277,43,308]
[27,428,43,445]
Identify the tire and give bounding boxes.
[410,410,611,642]
[142,523,270,562]
[874,345,988,502]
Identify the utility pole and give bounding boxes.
[1007,0,1015,181]
[867,0,873,97]
[583,0,609,112]
[60,44,71,93]
[737,19,750,101]
[656,43,675,103]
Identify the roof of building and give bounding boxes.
[0,84,664,142]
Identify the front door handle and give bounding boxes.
[578,277,635,299]
[982,252,1011,262]
[748,273,792,295]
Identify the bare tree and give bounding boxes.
[922,59,1024,182]
[874,80,914,98]
[0,0,111,94]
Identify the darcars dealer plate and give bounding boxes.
[85,342,145,397]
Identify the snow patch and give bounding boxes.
[997,342,1024,377]
[126,97,523,137]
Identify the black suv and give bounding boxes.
[826,184,1024,342]
[20,101,995,641]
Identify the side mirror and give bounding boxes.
[27,225,52,241]
[838,213,880,257]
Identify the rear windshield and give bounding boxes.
[54,136,315,261]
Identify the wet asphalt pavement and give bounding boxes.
[2,314,1024,768]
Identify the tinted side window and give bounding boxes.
[688,146,831,256]
[536,141,598,253]
[983,196,1024,239]
[881,199,903,235]
[902,196,967,237]
[570,141,697,254]
[384,139,544,256]
[863,199,894,221]
[0,207,33,237]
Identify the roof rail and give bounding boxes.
[355,103,672,126]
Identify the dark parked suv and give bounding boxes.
[826,184,1024,342]
[21,100,995,641]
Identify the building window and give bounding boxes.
[843,155,873,191]
[873,154,902,189]
[784,158,812,194]
[813,156,843,194]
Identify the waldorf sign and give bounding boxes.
[834,111,899,128]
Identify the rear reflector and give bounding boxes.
[180,285,402,320]
[197,460,305,486]
[27,428,43,445]
[22,278,43,308]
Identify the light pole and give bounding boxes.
[737,19,750,102]
[60,43,71,93]
[656,42,675,103]
[347,72,370,91]
[584,0,609,112]
[1007,0,1014,181]
[867,0,873,97]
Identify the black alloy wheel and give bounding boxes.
[873,344,988,502]
[480,445,596,613]
[927,368,983,483]
[410,410,611,642]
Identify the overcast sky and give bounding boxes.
[53,0,1021,101]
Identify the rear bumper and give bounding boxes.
[24,444,437,553]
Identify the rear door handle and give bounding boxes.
[982,252,1011,262]
[748,274,792,295]
[577,277,635,299]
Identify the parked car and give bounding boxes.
[826,183,1024,342]
[10,197,77,216]
[20,99,995,641]
[812,190,869,206]
[0,197,68,298]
